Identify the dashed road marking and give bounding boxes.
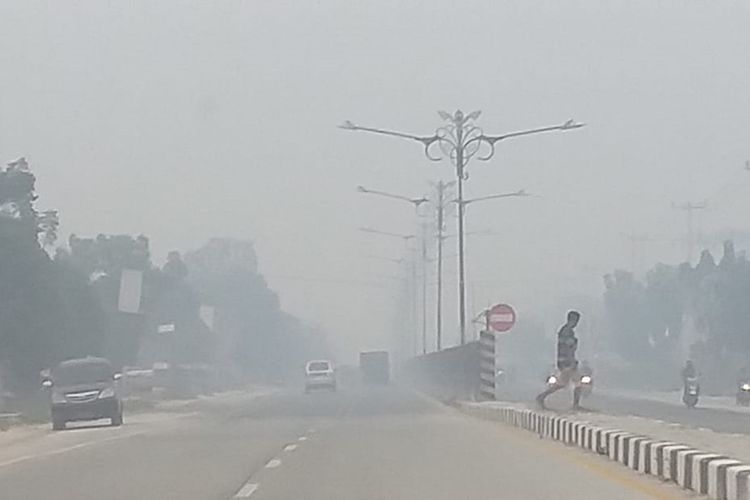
[234,482,258,498]
[265,458,282,469]
[283,444,297,452]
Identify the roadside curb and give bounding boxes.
[458,402,750,500]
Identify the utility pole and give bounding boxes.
[410,253,418,356]
[432,180,454,351]
[420,222,429,354]
[673,201,707,263]
[341,111,584,344]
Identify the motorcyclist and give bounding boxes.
[681,360,699,397]
[681,360,697,383]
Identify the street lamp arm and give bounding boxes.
[359,227,415,240]
[339,121,438,144]
[460,189,529,206]
[358,186,429,206]
[483,121,585,144]
[340,120,444,162]
[465,119,585,161]
[364,255,404,264]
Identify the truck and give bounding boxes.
[359,351,390,385]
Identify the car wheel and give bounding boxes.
[111,412,123,427]
[52,417,66,431]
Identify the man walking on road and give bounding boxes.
[536,310,582,410]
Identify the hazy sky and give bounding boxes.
[2,0,750,361]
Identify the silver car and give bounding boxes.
[305,360,336,392]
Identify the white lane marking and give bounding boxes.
[298,436,308,441]
[234,482,259,498]
[0,431,144,468]
[265,458,282,469]
[283,444,297,452]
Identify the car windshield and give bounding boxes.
[308,362,330,372]
[53,362,112,386]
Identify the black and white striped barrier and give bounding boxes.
[478,331,495,400]
[460,403,750,500]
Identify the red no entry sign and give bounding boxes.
[488,303,516,333]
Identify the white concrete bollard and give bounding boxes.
[726,465,750,500]
[708,459,742,500]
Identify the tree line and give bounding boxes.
[603,240,750,390]
[0,159,327,393]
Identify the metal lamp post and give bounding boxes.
[342,111,583,344]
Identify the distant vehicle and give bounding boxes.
[682,377,700,408]
[737,381,750,406]
[579,374,593,398]
[305,360,336,392]
[495,368,507,386]
[359,351,389,385]
[42,357,123,430]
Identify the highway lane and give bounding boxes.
[0,382,686,499]
[0,390,321,500]
[497,381,750,436]
[588,391,750,435]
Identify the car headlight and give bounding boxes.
[547,376,557,385]
[51,391,66,404]
[581,376,592,384]
[98,387,115,399]
[742,384,750,391]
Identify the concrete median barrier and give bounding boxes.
[459,402,750,500]
[402,342,480,401]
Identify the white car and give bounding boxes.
[305,360,336,392]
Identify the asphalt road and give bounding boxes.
[0,382,686,499]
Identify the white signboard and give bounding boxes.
[199,305,215,331]
[118,269,143,314]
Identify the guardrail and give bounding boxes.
[460,403,750,500]
[402,342,480,401]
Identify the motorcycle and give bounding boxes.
[683,377,700,408]
[495,368,507,386]
[737,382,750,406]
[579,374,593,398]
